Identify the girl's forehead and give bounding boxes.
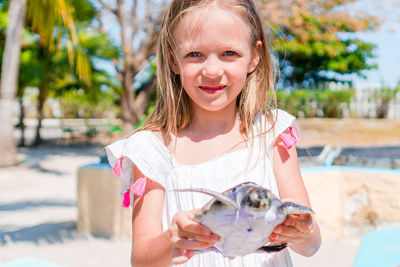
[173,5,252,49]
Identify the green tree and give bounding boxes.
[258,0,378,86]
[0,5,6,59]
[52,31,121,119]
[23,2,119,145]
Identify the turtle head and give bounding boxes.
[240,187,272,214]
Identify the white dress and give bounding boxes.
[106,110,296,267]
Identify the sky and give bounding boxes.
[346,0,400,88]
[351,21,400,88]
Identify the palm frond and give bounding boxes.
[26,0,90,84]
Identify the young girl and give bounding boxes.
[106,0,321,266]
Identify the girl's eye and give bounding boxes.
[224,51,236,56]
[188,51,201,58]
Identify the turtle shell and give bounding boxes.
[186,182,313,258]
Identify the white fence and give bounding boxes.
[349,85,400,120]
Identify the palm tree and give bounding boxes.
[0,0,25,167]
[31,29,119,145]
[29,0,118,145]
[0,0,90,166]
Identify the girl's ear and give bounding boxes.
[170,54,181,74]
[247,48,260,73]
[248,40,263,73]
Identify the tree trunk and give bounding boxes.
[133,76,156,117]
[18,96,26,147]
[120,93,137,133]
[97,1,165,131]
[32,85,47,146]
[119,69,139,133]
[119,76,156,133]
[0,0,26,167]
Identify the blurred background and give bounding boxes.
[0,0,399,266]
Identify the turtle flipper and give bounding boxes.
[257,243,287,253]
[174,188,239,211]
[279,202,314,216]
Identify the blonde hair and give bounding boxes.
[141,0,278,142]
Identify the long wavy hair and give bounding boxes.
[140,0,278,145]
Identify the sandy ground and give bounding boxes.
[296,118,400,147]
[0,145,131,266]
[2,118,399,266]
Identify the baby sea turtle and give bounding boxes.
[177,182,314,258]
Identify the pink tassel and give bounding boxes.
[281,127,300,150]
[130,178,147,196]
[122,189,131,207]
[121,178,148,207]
[112,157,123,176]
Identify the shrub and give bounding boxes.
[316,89,354,118]
[374,87,399,119]
[59,89,119,118]
[277,89,318,117]
[277,88,354,118]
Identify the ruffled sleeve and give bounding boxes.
[254,109,297,148]
[105,131,171,195]
[273,109,296,136]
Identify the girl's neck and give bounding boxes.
[185,104,239,141]
[169,103,246,166]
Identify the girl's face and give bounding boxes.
[172,5,260,114]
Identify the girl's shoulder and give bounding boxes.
[273,109,296,133]
[124,129,163,148]
[255,109,295,129]
[254,109,297,146]
[106,130,162,156]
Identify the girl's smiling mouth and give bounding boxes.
[199,85,226,94]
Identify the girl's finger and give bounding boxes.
[270,229,308,245]
[172,249,195,265]
[273,225,306,238]
[284,214,313,233]
[179,228,219,243]
[175,237,215,250]
[176,215,212,236]
[196,233,220,243]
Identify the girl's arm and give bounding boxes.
[271,135,321,257]
[130,165,219,267]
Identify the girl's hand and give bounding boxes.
[167,209,220,264]
[269,214,314,245]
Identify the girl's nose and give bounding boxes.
[201,57,224,78]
